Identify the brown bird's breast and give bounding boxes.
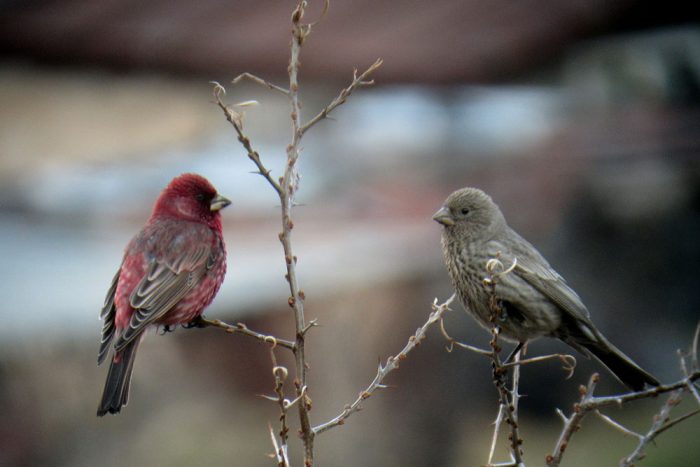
[441,231,561,342]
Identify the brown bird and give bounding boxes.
[433,187,659,391]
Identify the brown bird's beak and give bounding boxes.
[432,207,454,226]
[210,194,231,212]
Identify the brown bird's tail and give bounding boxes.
[97,339,140,416]
[565,333,659,392]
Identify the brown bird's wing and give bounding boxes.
[514,259,590,322]
[113,243,212,353]
[98,268,121,365]
[513,256,607,345]
[488,230,606,352]
[489,230,592,324]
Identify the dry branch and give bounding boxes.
[198,317,296,350]
[546,323,700,467]
[216,1,381,463]
[312,294,457,435]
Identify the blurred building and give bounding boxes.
[0,1,699,466]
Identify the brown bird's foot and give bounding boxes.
[182,316,209,329]
[503,342,525,364]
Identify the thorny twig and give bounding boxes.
[484,255,524,467]
[547,375,600,467]
[501,354,576,375]
[619,389,683,467]
[268,422,290,467]
[212,82,282,195]
[299,58,383,135]
[439,318,492,356]
[546,321,700,467]
[594,410,642,439]
[312,294,457,435]
[265,344,291,467]
[261,343,310,466]
[439,318,576,375]
[233,72,290,96]
[283,4,316,462]
[217,1,382,463]
[198,317,296,350]
[683,322,700,406]
[487,349,522,467]
[619,322,700,466]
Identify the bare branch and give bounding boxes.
[217,2,383,464]
[484,257,524,466]
[546,374,600,467]
[305,0,330,27]
[691,320,699,371]
[686,374,700,407]
[439,309,576,376]
[211,82,282,195]
[501,353,576,377]
[546,367,700,466]
[232,72,290,96]
[439,317,491,356]
[268,422,290,467]
[312,294,457,435]
[486,349,524,467]
[283,1,316,462]
[619,329,700,466]
[299,58,383,135]
[620,389,684,467]
[594,410,642,439]
[581,372,700,408]
[488,404,507,466]
[270,346,291,450]
[198,317,295,350]
[680,348,700,407]
[654,408,700,437]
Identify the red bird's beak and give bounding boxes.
[210,194,231,212]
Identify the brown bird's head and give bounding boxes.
[151,173,231,229]
[432,187,506,237]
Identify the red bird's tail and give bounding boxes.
[97,340,140,416]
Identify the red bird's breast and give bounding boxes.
[113,218,227,332]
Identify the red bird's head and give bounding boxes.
[150,173,231,229]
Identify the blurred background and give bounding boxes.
[1,0,699,465]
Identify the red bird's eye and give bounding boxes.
[195,193,206,202]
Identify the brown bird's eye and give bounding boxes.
[461,208,470,215]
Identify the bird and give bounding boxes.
[97,173,230,416]
[433,187,659,391]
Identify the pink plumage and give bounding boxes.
[97,174,230,416]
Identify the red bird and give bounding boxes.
[97,174,230,416]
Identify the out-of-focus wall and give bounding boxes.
[1,2,699,466]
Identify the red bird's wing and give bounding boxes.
[113,242,212,353]
[98,269,121,365]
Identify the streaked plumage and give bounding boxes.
[97,174,229,416]
[434,187,659,391]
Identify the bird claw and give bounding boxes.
[182,316,208,329]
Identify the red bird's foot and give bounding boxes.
[158,324,177,335]
[182,316,208,329]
